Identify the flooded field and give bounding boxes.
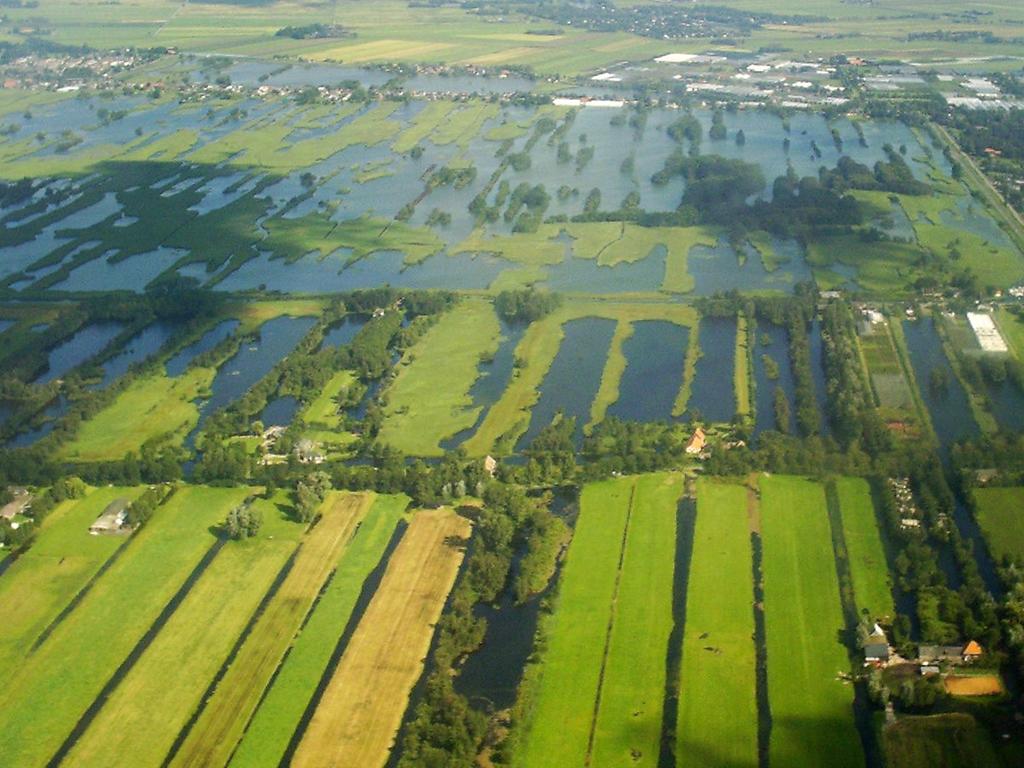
[516,317,616,449]
[606,320,689,423]
[2,88,1007,299]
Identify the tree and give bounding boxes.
[223,503,262,540]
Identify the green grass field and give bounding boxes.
[0,486,251,768]
[59,365,215,461]
[973,487,1024,563]
[378,299,501,455]
[587,320,632,429]
[0,486,143,670]
[63,493,305,768]
[300,370,360,454]
[735,314,752,419]
[676,478,758,768]
[229,494,408,768]
[835,477,895,622]
[591,472,681,767]
[514,477,634,767]
[760,475,863,768]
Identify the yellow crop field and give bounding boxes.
[292,507,471,768]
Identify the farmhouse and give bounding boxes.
[685,428,706,455]
[917,641,983,665]
[1,488,32,520]
[861,624,890,665]
[89,498,130,535]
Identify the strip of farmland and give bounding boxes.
[676,479,758,767]
[62,497,305,768]
[835,477,895,622]
[0,486,143,670]
[228,494,408,768]
[514,477,634,767]
[291,506,471,768]
[0,486,250,768]
[590,472,680,767]
[168,492,374,768]
[760,476,863,768]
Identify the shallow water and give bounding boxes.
[320,315,369,348]
[751,321,796,436]
[441,319,526,450]
[191,315,316,432]
[165,319,240,376]
[260,395,300,427]
[53,247,186,292]
[516,317,617,450]
[92,321,178,389]
[34,323,125,384]
[606,320,689,423]
[687,315,736,423]
[901,318,979,460]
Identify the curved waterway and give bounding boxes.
[186,315,316,447]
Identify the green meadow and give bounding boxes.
[0,486,144,669]
[590,472,680,767]
[973,487,1024,563]
[514,477,634,767]
[676,478,758,768]
[63,493,304,768]
[379,299,502,456]
[835,477,895,622]
[0,486,251,768]
[760,475,862,768]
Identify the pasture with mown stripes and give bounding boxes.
[62,492,305,768]
[0,486,251,768]
[760,475,863,768]
[676,478,758,768]
[0,485,144,671]
[167,492,377,768]
[591,472,680,767]
[516,473,681,768]
[292,506,471,768]
[228,494,409,768]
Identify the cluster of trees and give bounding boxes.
[222,501,263,540]
[398,486,563,766]
[955,347,1024,394]
[295,471,332,523]
[953,433,1024,488]
[124,485,169,527]
[274,23,353,39]
[873,456,1001,654]
[820,300,892,452]
[819,150,930,196]
[494,289,561,324]
[581,418,687,479]
[468,0,821,39]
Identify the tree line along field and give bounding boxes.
[0,485,478,768]
[513,472,891,768]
